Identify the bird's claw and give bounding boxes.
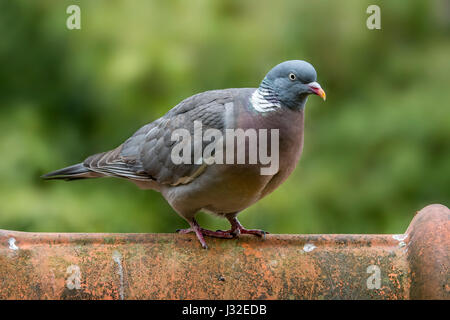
[177,218,269,249]
[218,227,269,239]
[239,228,269,239]
[176,228,193,234]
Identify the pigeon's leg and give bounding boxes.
[176,219,234,249]
[200,229,235,239]
[176,219,209,249]
[227,217,269,238]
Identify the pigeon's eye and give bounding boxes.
[288,73,296,81]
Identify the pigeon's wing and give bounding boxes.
[83,144,151,180]
[84,89,247,186]
[138,89,238,185]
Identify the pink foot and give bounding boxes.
[227,217,269,238]
[176,220,234,249]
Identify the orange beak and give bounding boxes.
[308,82,326,101]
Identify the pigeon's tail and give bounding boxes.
[41,163,101,181]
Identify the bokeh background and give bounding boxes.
[0,0,448,234]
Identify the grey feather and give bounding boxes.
[41,163,91,180]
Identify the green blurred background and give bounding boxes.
[0,0,448,235]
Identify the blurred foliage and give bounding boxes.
[0,0,448,234]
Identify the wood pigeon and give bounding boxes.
[42,60,326,248]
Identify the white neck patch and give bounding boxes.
[250,88,281,113]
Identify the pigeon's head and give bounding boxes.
[261,60,326,110]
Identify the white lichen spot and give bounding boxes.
[303,243,316,252]
[112,250,124,300]
[8,237,19,250]
[269,260,278,267]
[392,234,408,241]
